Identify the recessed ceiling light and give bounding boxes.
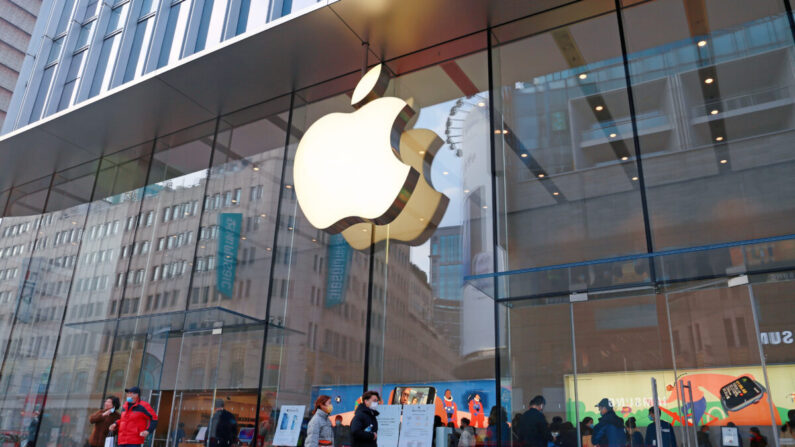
[521,153,528,158]
[482,205,488,209]
[715,136,724,142]
[287,227,293,231]
[595,105,604,111]
[241,236,246,240]
[419,217,424,222]
[266,247,271,251]
[312,238,317,242]
[285,185,292,189]
[418,150,425,155]
[579,73,588,80]
[443,171,449,175]
[720,159,728,164]
[502,129,509,135]
[253,166,260,171]
[494,130,501,135]
[477,101,486,107]
[632,176,639,181]
[463,189,470,193]
[710,109,719,115]
[704,77,714,84]
[260,213,266,218]
[609,133,617,138]
[621,156,629,161]
[538,174,545,178]
[697,40,707,47]
[361,228,368,232]
[553,191,560,196]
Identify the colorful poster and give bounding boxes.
[272,405,305,446]
[398,405,435,447]
[564,365,794,427]
[217,213,242,297]
[376,405,402,447]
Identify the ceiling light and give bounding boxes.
[361,228,368,232]
[260,213,267,218]
[609,133,617,138]
[595,105,604,112]
[621,156,629,161]
[418,150,425,155]
[312,238,317,242]
[419,217,424,222]
[521,153,528,158]
[287,227,293,231]
[463,189,470,193]
[704,77,714,84]
[631,176,639,181]
[241,236,246,240]
[253,166,260,171]
[579,73,588,80]
[477,101,486,107]
[443,171,449,175]
[502,129,509,135]
[482,205,488,209]
[538,174,545,178]
[553,191,560,196]
[697,40,707,47]
[720,159,728,164]
[710,109,719,115]
[715,136,724,142]
[285,185,292,189]
[494,130,501,135]
[266,247,271,251]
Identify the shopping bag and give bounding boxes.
[104,436,116,447]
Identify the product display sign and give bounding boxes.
[721,426,740,446]
[376,405,402,447]
[398,405,435,447]
[272,405,306,446]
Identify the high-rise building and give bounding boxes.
[0,2,793,447]
[0,0,41,129]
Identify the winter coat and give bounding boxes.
[306,410,335,447]
[209,408,238,447]
[458,426,475,447]
[351,405,379,447]
[117,400,158,446]
[628,430,644,447]
[519,408,552,447]
[646,420,678,447]
[89,409,120,447]
[592,410,625,447]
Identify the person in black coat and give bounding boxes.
[519,395,553,447]
[351,391,380,447]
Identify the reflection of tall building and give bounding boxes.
[430,226,463,351]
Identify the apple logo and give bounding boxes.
[294,64,449,250]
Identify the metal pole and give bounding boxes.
[570,303,581,447]
[652,378,664,447]
[747,283,781,447]
[686,381,699,447]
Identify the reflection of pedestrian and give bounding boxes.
[646,407,677,447]
[749,428,767,447]
[625,417,644,447]
[306,395,335,447]
[782,409,795,444]
[511,413,522,444]
[333,416,351,447]
[581,417,594,447]
[458,418,475,447]
[88,396,121,447]
[486,407,509,445]
[468,395,486,429]
[591,399,625,447]
[209,399,238,447]
[519,396,552,447]
[27,410,53,447]
[697,426,712,447]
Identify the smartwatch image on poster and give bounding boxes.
[720,376,766,412]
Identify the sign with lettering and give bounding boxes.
[217,213,242,298]
[325,234,352,308]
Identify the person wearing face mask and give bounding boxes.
[88,396,121,447]
[109,386,158,447]
[306,395,335,447]
[351,391,380,447]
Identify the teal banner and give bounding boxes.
[325,234,352,308]
[217,213,242,298]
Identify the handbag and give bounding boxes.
[104,435,116,447]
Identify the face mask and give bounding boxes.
[326,404,334,413]
[127,397,134,403]
[369,402,378,410]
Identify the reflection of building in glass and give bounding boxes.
[430,226,462,351]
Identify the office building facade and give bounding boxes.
[0,1,793,446]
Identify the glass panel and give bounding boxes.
[106,3,130,33]
[83,0,100,21]
[0,164,98,447]
[140,0,157,16]
[29,65,56,122]
[157,1,192,69]
[493,11,649,300]
[124,16,155,82]
[47,37,64,64]
[58,51,88,110]
[56,0,77,35]
[194,0,229,53]
[235,0,268,36]
[76,20,95,49]
[90,34,122,97]
[620,0,795,264]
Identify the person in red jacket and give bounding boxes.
[469,394,485,429]
[109,386,158,447]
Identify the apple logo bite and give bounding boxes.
[294,64,449,250]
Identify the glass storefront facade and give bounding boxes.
[0,1,794,447]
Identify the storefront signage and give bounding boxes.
[325,234,351,308]
[398,404,435,447]
[293,64,448,250]
[217,213,242,298]
[760,330,793,345]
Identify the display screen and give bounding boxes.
[238,427,255,443]
[392,386,435,405]
[720,376,765,412]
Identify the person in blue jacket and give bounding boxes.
[645,407,678,447]
[592,399,626,447]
